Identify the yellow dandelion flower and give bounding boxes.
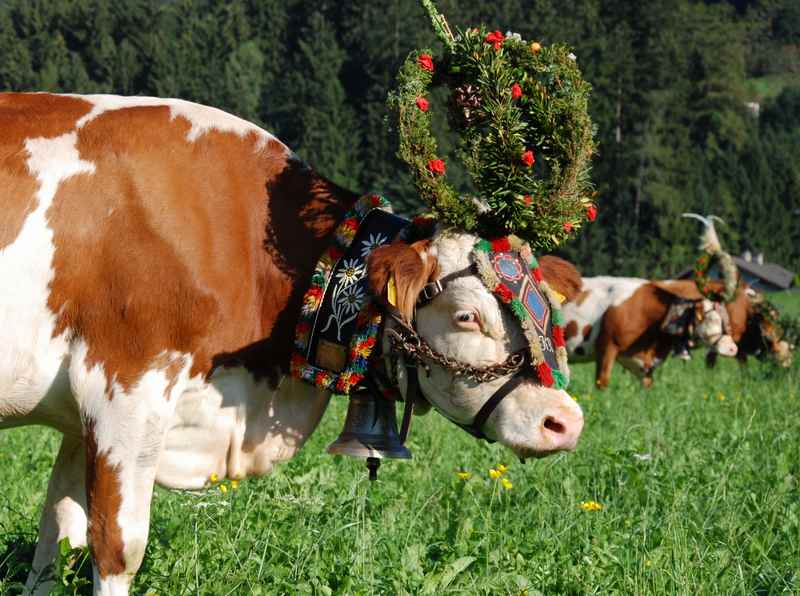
[457,471,471,481]
[219,483,228,494]
[501,478,513,490]
[579,500,603,511]
[231,480,239,490]
[717,393,725,401]
[496,463,508,474]
[210,473,219,483]
[645,559,652,568]
[489,469,501,479]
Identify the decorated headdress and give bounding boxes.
[388,0,596,252]
[683,213,738,303]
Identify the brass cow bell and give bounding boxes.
[327,391,411,480]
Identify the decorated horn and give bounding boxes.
[683,213,738,302]
[682,212,723,255]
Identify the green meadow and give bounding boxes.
[2,294,799,595]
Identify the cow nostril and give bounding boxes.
[543,416,566,434]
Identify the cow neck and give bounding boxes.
[211,162,360,384]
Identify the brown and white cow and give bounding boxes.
[563,276,738,388]
[0,93,584,595]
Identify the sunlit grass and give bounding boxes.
[1,345,798,594]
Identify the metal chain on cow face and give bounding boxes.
[386,323,526,383]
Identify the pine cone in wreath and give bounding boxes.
[450,84,483,126]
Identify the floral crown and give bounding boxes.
[388,0,596,252]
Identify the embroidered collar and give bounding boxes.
[472,237,570,389]
[290,195,408,395]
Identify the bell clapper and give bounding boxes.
[367,457,381,481]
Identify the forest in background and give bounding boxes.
[0,0,798,277]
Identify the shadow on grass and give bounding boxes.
[0,534,35,594]
[0,534,94,596]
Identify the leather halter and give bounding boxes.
[379,264,538,442]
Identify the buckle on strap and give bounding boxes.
[417,280,443,306]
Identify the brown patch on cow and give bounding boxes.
[564,320,579,340]
[84,420,126,578]
[368,240,439,322]
[582,324,592,339]
[538,256,582,302]
[0,93,92,249]
[30,96,358,390]
[574,290,591,306]
[651,280,707,301]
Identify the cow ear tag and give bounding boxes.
[387,274,399,307]
[552,290,567,305]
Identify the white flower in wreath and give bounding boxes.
[339,284,366,315]
[336,259,365,286]
[360,233,388,257]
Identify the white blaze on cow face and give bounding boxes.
[412,232,583,458]
[696,299,737,357]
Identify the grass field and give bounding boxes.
[2,294,799,595]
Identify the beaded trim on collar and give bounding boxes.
[472,236,570,389]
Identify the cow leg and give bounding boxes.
[83,403,169,596]
[595,333,618,389]
[76,355,184,596]
[25,435,88,595]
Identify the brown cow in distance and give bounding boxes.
[562,276,738,388]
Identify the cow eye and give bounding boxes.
[454,310,480,327]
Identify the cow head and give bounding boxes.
[694,299,738,357]
[653,281,737,357]
[368,230,583,460]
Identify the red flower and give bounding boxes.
[523,195,533,206]
[416,97,430,112]
[494,283,513,303]
[532,267,543,282]
[537,362,554,387]
[490,237,511,253]
[418,53,434,72]
[511,83,522,100]
[370,194,383,206]
[586,204,597,221]
[307,286,323,300]
[563,222,573,233]
[484,30,506,50]
[552,325,566,348]
[428,159,446,176]
[343,217,359,231]
[522,150,535,167]
[329,246,344,261]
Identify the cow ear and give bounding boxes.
[652,280,704,301]
[367,240,438,321]
[538,256,582,303]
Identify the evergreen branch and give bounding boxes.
[419,0,455,49]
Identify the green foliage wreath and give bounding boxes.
[388,3,595,251]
